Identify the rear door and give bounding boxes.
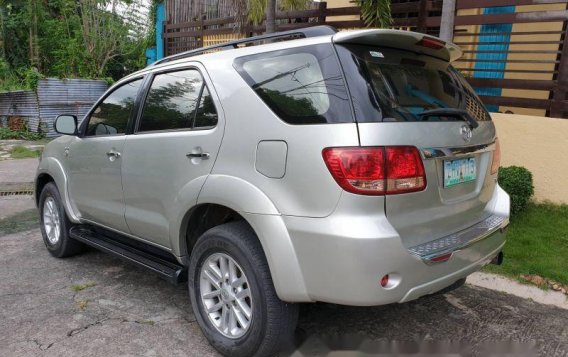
[335,42,498,248]
[121,65,224,248]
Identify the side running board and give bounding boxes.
[69,226,186,284]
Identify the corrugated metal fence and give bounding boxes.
[0,78,108,137]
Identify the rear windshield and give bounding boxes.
[234,44,353,125]
[335,44,491,123]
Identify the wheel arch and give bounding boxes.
[36,157,80,222]
[35,173,54,206]
[175,175,311,302]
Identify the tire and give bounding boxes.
[188,221,298,357]
[39,182,85,258]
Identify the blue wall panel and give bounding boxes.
[146,2,165,65]
[473,6,515,112]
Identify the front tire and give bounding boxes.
[39,182,85,258]
[188,221,298,357]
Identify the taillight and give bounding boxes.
[416,37,446,50]
[322,147,386,195]
[491,139,501,175]
[322,146,426,195]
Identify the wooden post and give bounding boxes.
[417,0,428,34]
[318,1,327,25]
[162,22,168,56]
[199,15,205,49]
[551,24,568,118]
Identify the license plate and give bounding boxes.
[443,157,476,187]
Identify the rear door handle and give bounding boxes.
[186,152,210,159]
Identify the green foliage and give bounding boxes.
[484,202,568,285]
[0,59,25,91]
[101,77,116,86]
[247,0,312,25]
[353,0,393,28]
[70,282,97,292]
[0,0,149,88]
[21,67,44,90]
[498,166,534,216]
[0,127,45,141]
[9,145,41,159]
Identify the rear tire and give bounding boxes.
[188,221,298,357]
[39,182,85,258]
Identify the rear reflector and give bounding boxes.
[322,146,426,195]
[430,253,453,263]
[380,274,389,287]
[491,139,501,175]
[416,37,446,50]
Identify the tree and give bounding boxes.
[265,0,275,33]
[79,0,147,76]
[246,0,311,34]
[0,0,149,85]
[439,0,456,42]
[353,0,393,29]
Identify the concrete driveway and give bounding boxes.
[1,229,567,356]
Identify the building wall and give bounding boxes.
[492,113,568,204]
[322,0,359,22]
[500,3,566,117]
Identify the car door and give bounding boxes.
[67,77,144,233]
[121,66,224,248]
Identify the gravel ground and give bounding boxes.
[1,229,567,356]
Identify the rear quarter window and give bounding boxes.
[233,44,353,125]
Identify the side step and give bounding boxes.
[69,226,186,284]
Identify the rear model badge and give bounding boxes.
[460,124,472,142]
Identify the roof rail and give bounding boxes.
[151,25,338,66]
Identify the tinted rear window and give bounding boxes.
[335,44,491,123]
[234,44,353,125]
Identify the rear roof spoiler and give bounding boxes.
[333,29,463,62]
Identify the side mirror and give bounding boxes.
[54,115,78,135]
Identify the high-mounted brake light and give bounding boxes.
[491,139,501,175]
[416,37,446,50]
[322,146,426,195]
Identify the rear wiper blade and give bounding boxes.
[418,108,479,129]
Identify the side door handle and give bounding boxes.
[106,149,121,161]
[186,152,210,160]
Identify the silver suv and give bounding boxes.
[36,26,509,356]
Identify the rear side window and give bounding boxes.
[234,44,353,125]
[138,69,218,132]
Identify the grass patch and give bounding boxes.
[138,320,155,326]
[76,300,89,310]
[10,145,41,159]
[70,282,97,292]
[484,202,568,285]
[0,209,39,236]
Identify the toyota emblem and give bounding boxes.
[460,124,472,142]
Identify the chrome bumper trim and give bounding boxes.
[408,214,508,264]
[420,140,496,160]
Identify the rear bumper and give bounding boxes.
[281,185,509,306]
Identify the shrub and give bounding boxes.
[498,166,534,216]
[0,127,45,141]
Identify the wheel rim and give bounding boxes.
[43,197,61,245]
[199,252,253,339]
